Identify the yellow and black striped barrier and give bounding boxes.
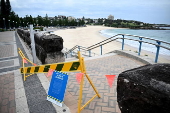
[18,48,100,113]
[20,61,81,74]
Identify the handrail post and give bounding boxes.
[89,50,91,57]
[122,35,124,50]
[155,41,161,63]
[78,46,80,51]
[70,51,72,56]
[138,37,142,56]
[100,45,102,55]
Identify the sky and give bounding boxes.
[10,0,170,24]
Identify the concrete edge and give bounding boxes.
[14,33,18,56]
[14,69,30,113]
[113,50,155,64]
[16,31,71,113]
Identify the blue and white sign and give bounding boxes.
[47,71,69,107]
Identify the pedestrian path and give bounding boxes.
[0,31,70,113]
[0,31,18,113]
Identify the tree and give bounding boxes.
[44,14,50,27]
[37,15,43,26]
[6,0,11,16]
[0,0,6,28]
[0,0,6,15]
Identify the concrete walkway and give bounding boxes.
[0,31,70,113]
[0,31,145,113]
[0,31,18,113]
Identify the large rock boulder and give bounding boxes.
[117,64,170,113]
[34,33,63,53]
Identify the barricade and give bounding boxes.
[18,48,101,113]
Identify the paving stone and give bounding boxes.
[2,99,8,105]
[9,107,16,113]
[0,45,14,58]
[9,100,16,107]
[1,105,8,113]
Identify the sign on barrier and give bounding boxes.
[47,71,69,107]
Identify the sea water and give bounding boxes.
[100,29,170,56]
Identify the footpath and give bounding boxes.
[0,31,70,113]
[0,31,145,113]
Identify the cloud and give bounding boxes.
[10,0,170,24]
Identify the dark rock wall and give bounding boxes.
[117,64,170,113]
[17,28,64,64]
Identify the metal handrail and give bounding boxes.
[87,38,122,50]
[87,34,119,49]
[122,38,170,50]
[118,34,170,45]
[65,45,78,54]
[65,45,98,58]
[65,34,170,63]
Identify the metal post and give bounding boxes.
[66,54,67,58]
[122,35,124,50]
[155,41,161,63]
[89,50,91,57]
[30,25,37,63]
[78,46,80,51]
[138,37,142,56]
[100,45,102,55]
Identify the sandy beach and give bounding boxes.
[54,25,170,63]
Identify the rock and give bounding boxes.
[17,29,64,64]
[117,64,170,113]
[45,52,65,64]
[34,33,63,53]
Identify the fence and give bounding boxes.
[65,34,170,63]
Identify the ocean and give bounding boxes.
[100,28,170,56]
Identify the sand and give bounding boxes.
[53,25,170,63]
